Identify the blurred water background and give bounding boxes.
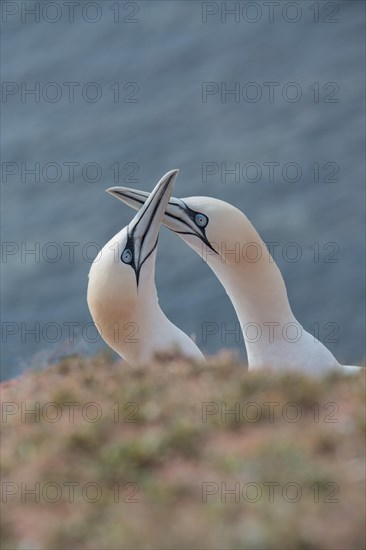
[1,0,365,380]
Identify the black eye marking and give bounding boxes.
[194,213,208,228]
[120,231,135,265]
[119,229,157,288]
[174,200,217,254]
[121,249,133,264]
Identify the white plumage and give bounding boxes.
[108,178,362,376]
[87,170,204,366]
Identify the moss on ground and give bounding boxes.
[1,352,365,549]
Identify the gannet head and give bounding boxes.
[87,170,178,330]
[170,196,247,263]
[106,188,250,266]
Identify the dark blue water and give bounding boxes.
[1,1,365,380]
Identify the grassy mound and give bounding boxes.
[1,353,365,549]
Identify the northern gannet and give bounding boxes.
[107,185,362,375]
[87,170,205,366]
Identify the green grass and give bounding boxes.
[1,352,365,549]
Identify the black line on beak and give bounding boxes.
[113,188,218,257]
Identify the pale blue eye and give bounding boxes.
[121,249,133,264]
[195,213,208,228]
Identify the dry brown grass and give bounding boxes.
[1,352,365,549]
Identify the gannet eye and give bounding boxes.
[121,249,133,264]
[195,213,208,228]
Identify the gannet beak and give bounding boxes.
[119,170,178,285]
[107,185,217,254]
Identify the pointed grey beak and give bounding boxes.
[107,183,217,254]
[114,170,178,285]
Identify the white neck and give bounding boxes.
[202,214,339,372]
[88,258,204,365]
